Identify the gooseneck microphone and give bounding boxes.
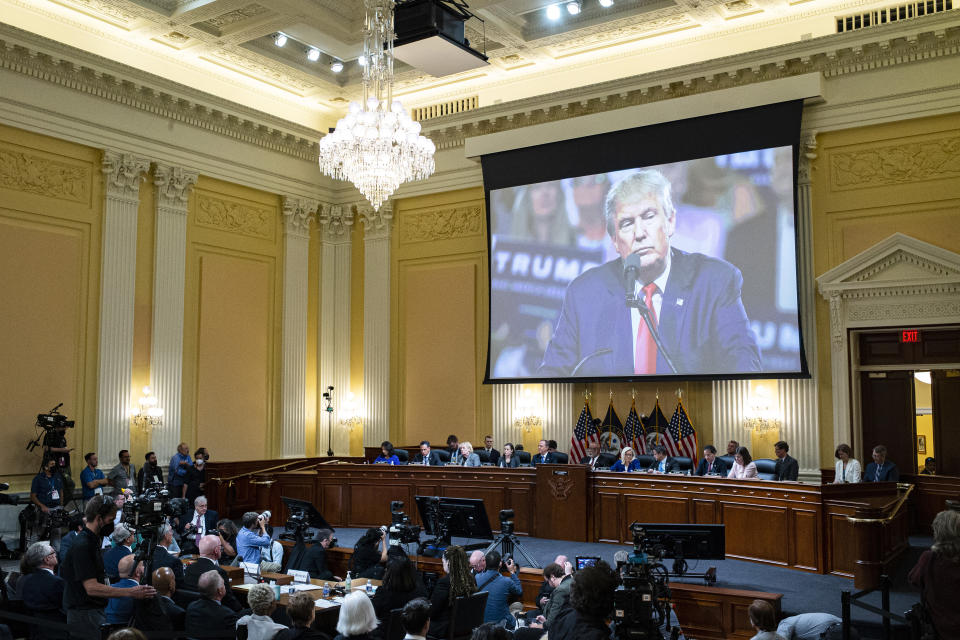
[623,255,678,374]
[571,348,613,376]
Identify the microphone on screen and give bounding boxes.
[621,253,679,374]
[571,348,613,376]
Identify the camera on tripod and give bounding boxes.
[389,501,422,545]
[26,403,74,453]
[122,482,187,529]
[499,509,515,536]
[613,523,671,640]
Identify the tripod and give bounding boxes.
[483,524,540,568]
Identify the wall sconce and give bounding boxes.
[513,388,543,432]
[131,386,163,431]
[744,386,781,434]
[339,391,363,429]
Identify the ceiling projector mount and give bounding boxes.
[394,0,489,77]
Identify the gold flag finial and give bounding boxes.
[677,388,683,400]
[609,389,614,401]
[631,388,637,400]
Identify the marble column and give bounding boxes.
[280,197,315,457]
[317,204,354,455]
[149,164,197,463]
[359,203,392,448]
[97,150,150,467]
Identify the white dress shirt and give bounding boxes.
[630,257,672,358]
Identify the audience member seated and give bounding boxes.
[180,495,219,555]
[748,600,786,640]
[728,447,758,479]
[773,441,799,481]
[335,590,380,640]
[610,447,642,473]
[134,567,185,633]
[375,441,401,465]
[57,514,85,574]
[909,509,960,639]
[458,442,482,467]
[776,613,848,640]
[833,444,861,484]
[413,441,442,467]
[237,582,288,640]
[481,436,500,466]
[696,445,729,476]
[373,555,428,621]
[864,445,899,482]
[19,541,67,639]
[185,570,240,637]
[104,555,144,625]
[429,545,477,639]
[237,511,276,572]
[352,527,389,579]
[295,528,339,581]
[471,623,510,640]
[103,525,135,582]
[469,551,485,576]
[498,444,520,468]
[217,518,239,563]
[549,561,617,640]
[184,534,243,611]
[646,445,679,474]
[532,440,557,466]
[920,457,936,475]
[151,523,184,585]
[275,591,331,640]
[474,550,522,627]
[401,598,431,640]
[527,561,572,631]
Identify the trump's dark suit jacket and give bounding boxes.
[538,250,761,376]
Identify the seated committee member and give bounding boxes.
[727,440,739,456]
[537,169,761,377]
[457,442,481,467]
[446,435,461,463]
[833,444,861,484]
[374,441,400,465]
[532,440,557,465]
[908,509,960,639]
[696,445,729,476]
[610,447,642,472]
[580,444,602,469]
[498,443,521,468]
[647,445,679,474]
[864,445,899,482]
[482,435,500,466]
[728,447,758,479]
[413,441,442,466]
[773,441,799,481]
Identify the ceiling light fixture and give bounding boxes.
[546,4,562,20]
[330,60,344,73]
[307,47,320,62]
[567,1,582,15]
[599,0,615,7]
[318,0,436,211]
[357,54,368,66]
[274,33,288,47]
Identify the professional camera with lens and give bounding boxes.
[499,509,515,536]
[122,482,187,529]
[389,501,421,545]
[26,404,75,453]
[613,523,672,640]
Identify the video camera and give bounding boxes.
[389,501,422,545]
[612,522,672,640]
[280,496,335,545]
[27,403,74,453]
[0,483,18,507]
[122,482,187,529]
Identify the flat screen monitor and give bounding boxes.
[635,522,725,560]
[414,495,494,540]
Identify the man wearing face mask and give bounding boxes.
[61,495,156,639]
[538,169,761,377]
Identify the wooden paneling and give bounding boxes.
[694,499,719,524]
[932,371,960,477]
[595,492,622,543]
[791,509,821,571]
[859,371,916,470]
[670,583,782,640]
[624,494,689,525]
[535,464,588,541]
[722,503,789,565]
[902,473,960,531]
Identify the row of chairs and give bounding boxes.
[383,591,488,640]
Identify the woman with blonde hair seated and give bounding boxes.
[610,447,642,472]
[833,444,861,483]
[458,442,481,467]
[728,447,758,479]
[334,590,380,640]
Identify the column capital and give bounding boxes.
[282,197,317,239]
[317,203,355,243]
[102,150,150,201]
[357,202,393,240]
[154,164,198,213]
[797,130,818,185]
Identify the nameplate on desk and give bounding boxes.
[287,569,310,584]
[552,470,568,476]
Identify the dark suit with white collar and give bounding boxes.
[183,557,242,611]
[538,250,761,376]
[532,452,557,466]
[648,456,680,474]
[412,450,442,466]
[695,457,729,476]
[864,461,899,483]
[152,545,185,585]
[774,454,799,481]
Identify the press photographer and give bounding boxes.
[28,404,76,503]
[120,480,187,582]
[237,510,280,573]
[27,457,67,549]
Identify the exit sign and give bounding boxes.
[901,329,921,343]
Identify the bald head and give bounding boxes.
[117,554,142,580]
[198,535,221,559]
[153,567,176,596]
[469,550,486,573]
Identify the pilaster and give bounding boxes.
[359,203,392,448]
[97,150,150,467]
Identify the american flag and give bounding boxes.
[623,402,646,454]
[569,400,597,462]
[667,400,699,463]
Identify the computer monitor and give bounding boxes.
[635,523,725,560]
[414,495,494,541]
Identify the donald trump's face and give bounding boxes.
[611,191,676,282]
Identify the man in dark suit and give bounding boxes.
[19,541,67,638]
[152,523,185,586]
[774,441,799,481]
[185,570,239,637]
[695,445,730,476]
[580,444,602,469]
[647,445,679,474]
[103,525,135,581]
[532,440,557,466]
[179,495,218,555]
[135,567,185,633]
[184,535,242,611]
[538,169,761,377]
[292,529,339,580]
[864,445,900,482]
[483,435,501,466]
[412,440,442,466]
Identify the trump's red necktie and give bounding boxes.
[634,283,659,374]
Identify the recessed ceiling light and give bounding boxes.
[330,60,344,73]
[546,4,561,20]
[274,33,288,47]
[567,1,581,15]
[307,48,320,62]
[599,0,615,7]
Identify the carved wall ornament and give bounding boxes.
[0,147,90,203]
[282,196,316,238]
[400,206,483,243]
[195,192,274,239]
[203,4,271,31]
[102,150,149,200]
[317,203,354,240]
[154,164,198,212]
[830,135,960,190]
[849,250,959,282]
[358,203,393,239]
[847,299,960,322]
[797,131,818,185]
[549,473,574,500]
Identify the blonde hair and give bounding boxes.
[620,447,636,463]
[461,442,474,455]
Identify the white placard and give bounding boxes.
[287,569,310,584]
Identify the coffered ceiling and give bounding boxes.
[2,0,906,129]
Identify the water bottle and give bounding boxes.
[322,582,331,598]
[345,571,352,591]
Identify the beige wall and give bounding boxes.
[0,124,102,488]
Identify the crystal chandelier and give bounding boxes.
[318,0,436,211]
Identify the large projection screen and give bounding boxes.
[483,101,809,383]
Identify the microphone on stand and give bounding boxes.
[571,348,613,376]
[622,255,679,374]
